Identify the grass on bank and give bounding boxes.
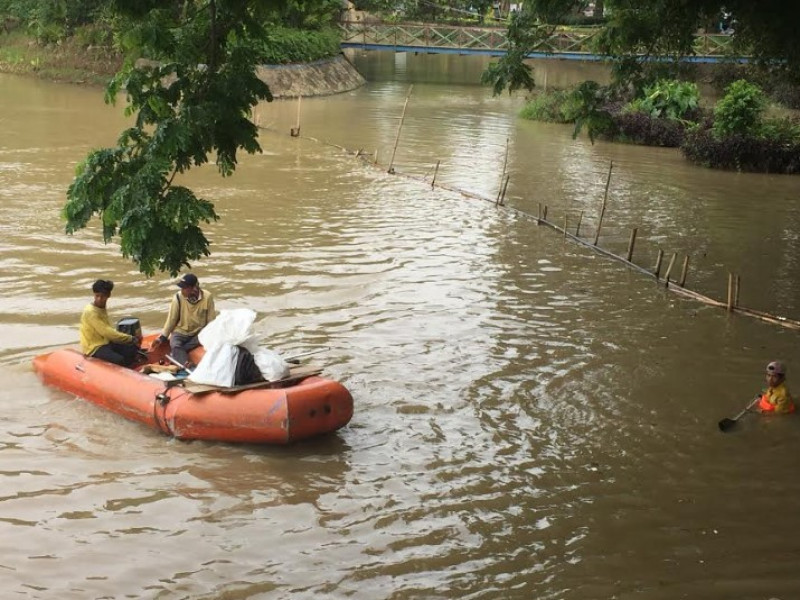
[0,26,343,86]
[0,30,121,85]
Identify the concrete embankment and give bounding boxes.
[256,54,365,98]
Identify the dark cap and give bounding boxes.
[176,273,198,288]
[767,361,786,376]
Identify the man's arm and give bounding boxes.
[86,311,134,345]
[160,295,180,339]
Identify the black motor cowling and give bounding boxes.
[116,317,142,338]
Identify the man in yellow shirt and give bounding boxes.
[150,273,216,369]
[79,280,141,367]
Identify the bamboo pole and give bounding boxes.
[542,205,548,222]
[286,132,800,332]
[388,84,413,174]
[654,248,664,279]
[727,273,734,312]
[664,252,677,285]
[563,214,568,239]
[497,175,510,206]
[575,210,584,237]
[626,228,638,262]
[431,160,440,189]
[495,137,509,203]
[678,255,690,287]
[374,149,379,165]
[593,161,613,246]
[290,95,302,137]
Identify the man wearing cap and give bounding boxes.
[80,279,142,367]
[150,273,216,369]
[758,360,795,414]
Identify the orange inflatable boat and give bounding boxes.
[32,337,353,445]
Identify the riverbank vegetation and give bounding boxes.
[521,77,800,173]
[0,2,342,83]
[486,0,800,174]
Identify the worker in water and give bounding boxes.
[758,360,795,414]
[150,273,216,369]
[79,279,142,367]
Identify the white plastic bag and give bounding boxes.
[189,307,291,386]
[198,308,257,349]
[188,344,240,387]
[254,348,290,382]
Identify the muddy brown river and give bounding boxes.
[1,52,800,599]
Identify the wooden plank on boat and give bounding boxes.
[183,365,324,396]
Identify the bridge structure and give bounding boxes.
[339,21,741,63]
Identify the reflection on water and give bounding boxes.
[2,59,800,599]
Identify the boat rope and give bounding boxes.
[152,383,189,438]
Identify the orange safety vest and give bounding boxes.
[759,392,796,413]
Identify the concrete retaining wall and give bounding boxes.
[256,54,366,99]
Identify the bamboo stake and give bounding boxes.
[575,210,584,237]
[495,137,509,203]
[497,175,510,207]
[374,149,379,165]
[679,255,690,287]
[727,273,734,312]
[664,252,677,285]
[563,214,568,239]
[542,205,548,222]
[734,274,741,307]
[626,228,638,262]
[431,160,440,189]
[654,248,664,279]
[593,161,613,246]
[290,95,302,137]
[388,84,413,174]
[537,203,542,225]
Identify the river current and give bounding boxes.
[1,52,800,599]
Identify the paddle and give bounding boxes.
[165,354,194,375]
[718,395,761,432]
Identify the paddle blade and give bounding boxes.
[718,418,737,432]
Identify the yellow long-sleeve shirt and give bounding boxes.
[79,304,134,356]
[160,290,216,338]
[760,382,795,414]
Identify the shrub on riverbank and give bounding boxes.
[520,81,699,147]
[681,126,800,174]
[261,27,342,64]
[519,89,573,123]
[681,81,800,174]
[610,110,690,146]
[710,62,800,110]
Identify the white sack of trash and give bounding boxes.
[188,308,290,387]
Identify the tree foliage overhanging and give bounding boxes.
[484,0,800,95]
[42,0,338,276]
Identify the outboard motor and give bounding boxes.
[116,317,142,339]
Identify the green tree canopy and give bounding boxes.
[60,0,281,276]
[484,0,800,95]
